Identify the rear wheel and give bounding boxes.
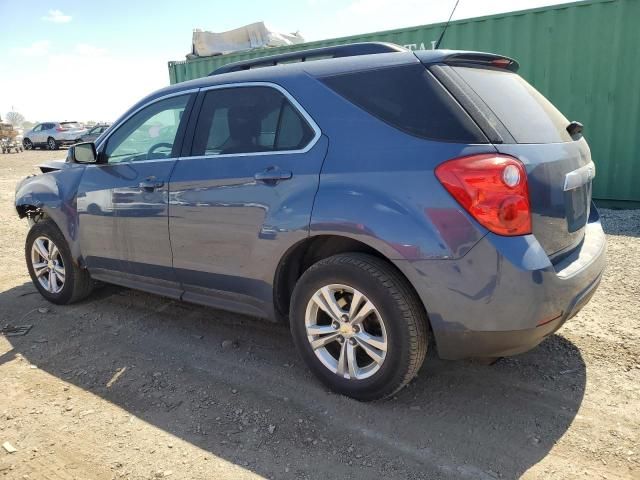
[26,220,93,304]
[47,137,58,150]
[290,253,428,401]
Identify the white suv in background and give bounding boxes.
[23,122,88,150]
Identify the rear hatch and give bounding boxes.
[427,57,594,258]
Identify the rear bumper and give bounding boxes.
[397,205,606,360]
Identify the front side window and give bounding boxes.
[104,94,190,163]
[191,86,315,157]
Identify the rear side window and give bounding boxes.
[452,66,572,143]
[320,64,486,143]
[191,86,315,156]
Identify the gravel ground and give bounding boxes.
[0,150,638,480]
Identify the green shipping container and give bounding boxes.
[168,0,640,204]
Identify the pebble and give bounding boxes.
[2,442,17,453]
[37,307,49,314]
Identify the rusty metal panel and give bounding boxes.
[167,0,640,201]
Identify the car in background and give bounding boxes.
[79,124,111,143]
[23,122,88,150]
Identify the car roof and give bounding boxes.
[117,47,516,126]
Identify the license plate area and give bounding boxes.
[564,182,591,233]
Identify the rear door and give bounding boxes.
[437,64,594,257]
[168,84,326,314]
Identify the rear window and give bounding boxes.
[452,66,572,143]
[61,122,82,129]
[321,64,486,143]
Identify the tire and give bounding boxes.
[23,138,33,150]
[47,137,58,150]
[25,220,93,305]
[290,253,428,401]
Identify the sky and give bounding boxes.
[0,0,581,124]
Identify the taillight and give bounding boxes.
[55,127,65,132]
[435,154,531,236]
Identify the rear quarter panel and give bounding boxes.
[296,74,492,261]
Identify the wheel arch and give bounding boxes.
[15,168,86,266]
[273,234,430,329]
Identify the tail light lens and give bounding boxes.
[435,154,531,236]
[55,126,66,132]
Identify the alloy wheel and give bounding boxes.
[304,284,387,380]
[47,138,56,150]
[31,236,65,294]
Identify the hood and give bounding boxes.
[38,159,69,173]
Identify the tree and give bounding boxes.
[6,111,25,127]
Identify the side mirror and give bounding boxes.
[70,142,98,164]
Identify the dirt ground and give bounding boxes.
[0,150,638,480]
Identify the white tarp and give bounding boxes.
[190,22,305,58]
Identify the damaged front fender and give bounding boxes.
[15,163,86,264]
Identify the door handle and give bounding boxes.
[254,168,292,184]
[138,176,164,191]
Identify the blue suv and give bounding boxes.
[15,43,606,400]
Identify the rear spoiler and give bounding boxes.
[415,50,519,72]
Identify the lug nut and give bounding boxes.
[349,338,356,345]
[337,336,345,343]
[332,321,340,330]
[341,314,349,322]
[353,325,360,333]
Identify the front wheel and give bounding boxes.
[290,253,428,401]
[26,220,93,304]
[23,138,33,150]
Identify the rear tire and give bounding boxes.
[25,220,93,304]
[47,137,58,150]
[290,253,428,401]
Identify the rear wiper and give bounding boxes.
[566,121,583,137]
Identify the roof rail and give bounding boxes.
[209,42,407,76]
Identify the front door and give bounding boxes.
[77,93,194,296]
[169,85,326,316]
[31,124,45,144]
